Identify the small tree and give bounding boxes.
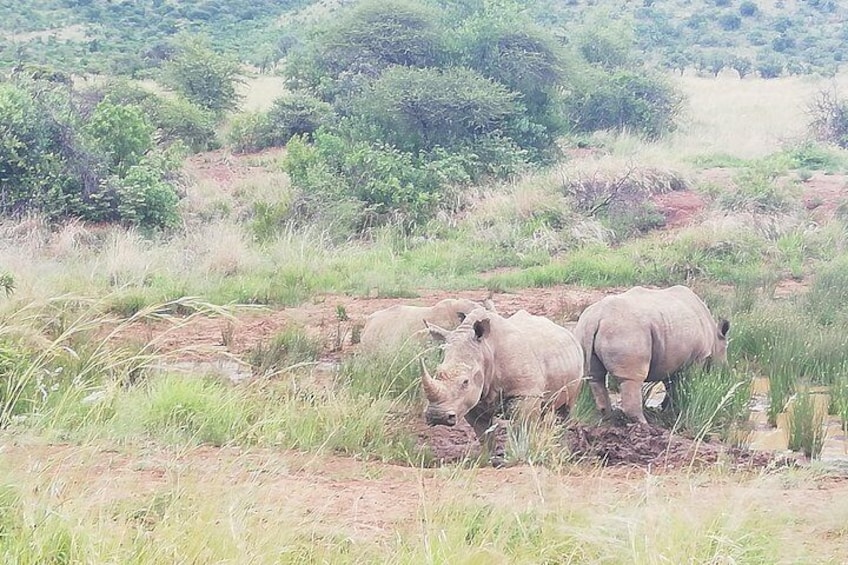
[161,34,243,115]
[757,55,783,78]
[729,56,753,78]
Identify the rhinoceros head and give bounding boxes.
[420,310,492,427]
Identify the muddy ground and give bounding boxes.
[416,418,788,472]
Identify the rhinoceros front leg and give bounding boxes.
[465,405,503,464]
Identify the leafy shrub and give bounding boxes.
[756,55,783,78]
[353,66,523,154]
[456,17,565,153]
[85,99,153,175]
[114,159,181,229]
[0,78,181,229]
[229,92,333,153]
[81,80,217,152]
[564,68,683,140]
[284,132,447,234]
[718,14,742,31]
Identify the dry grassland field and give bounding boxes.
[3,70,848,564]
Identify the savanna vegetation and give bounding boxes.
[2,0,848,562]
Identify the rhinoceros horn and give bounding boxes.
[420,358,443,398]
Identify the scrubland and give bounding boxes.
[2,73,848,563]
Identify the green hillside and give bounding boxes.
[0,0,845,77]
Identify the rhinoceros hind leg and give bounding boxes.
[619,380,648,424]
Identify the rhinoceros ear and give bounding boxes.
[473,318,491,341]
[718,319,730,340]
[424,320,449,343]
[482,298,497,313]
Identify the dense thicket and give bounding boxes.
[0,74,217,228]
[228,0,683,236]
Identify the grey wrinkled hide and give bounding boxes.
[574,285,729,424]
[360,298,486,352]
[423,308,584,450]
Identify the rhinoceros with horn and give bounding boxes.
[422,308,584,452]
[573,285,730,424]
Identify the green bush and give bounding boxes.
[353,66,522,154]
[0,78,182,228]
[85,99,153,175]
[114,160,181,229]
[284,132,446,234]
[564,68,683,140]
[229,92,333,153]
[284,0,443,102]
[82,80,218,152]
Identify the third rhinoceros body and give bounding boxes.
[574,285,730,424]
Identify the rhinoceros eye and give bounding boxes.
[461,379,469,388]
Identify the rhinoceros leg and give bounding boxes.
[465,405,500,458]
[619,380,648,424]
[587,353,613,417]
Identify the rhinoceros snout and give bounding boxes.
[426,409,457,426]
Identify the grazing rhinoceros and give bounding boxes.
[422,308,584,455]
[359,298,492,352]
[574,285,730,424]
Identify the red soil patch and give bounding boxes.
[800,172,848,222]
[652,190,706,228]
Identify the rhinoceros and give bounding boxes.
[574,285,730,424]
[359,298,492,352]
[422,308,584,453]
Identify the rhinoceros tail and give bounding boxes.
[575,313,603,379]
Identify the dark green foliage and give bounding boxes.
[564,68,683,140]
[455,17,565,154]
[729,56,753,78]
[82,79,218,152]
[283,132,452,234]
[353,66,522,154]
[756,55,783,78]
[85,99,152,175]
[576,28,633,70]
[0,78,180,228]
[285,0,443,104]
[739,1,759,16]
[229,92,333,153]
[161,35,243,115]
[718,13,742,31]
